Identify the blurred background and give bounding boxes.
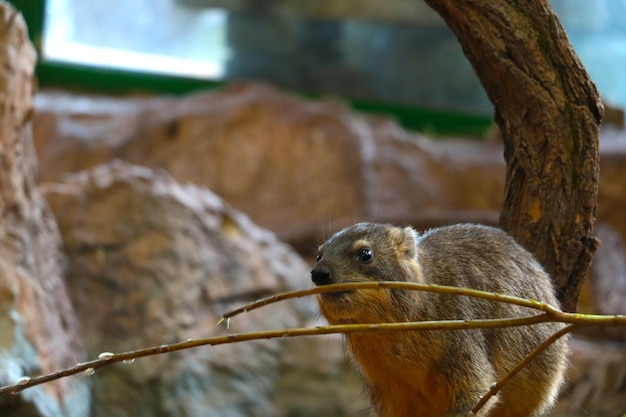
[13,0,626,133]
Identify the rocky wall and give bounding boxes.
[0,3,88,416]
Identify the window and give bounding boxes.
[10,0,626,132]
[44,0,228,79]
[42,0,493,114]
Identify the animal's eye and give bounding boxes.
[357,248,373,263]
[315,253,322,262]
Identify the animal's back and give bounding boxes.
[416,224,568,417]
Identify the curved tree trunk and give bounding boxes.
[423,0,602,312]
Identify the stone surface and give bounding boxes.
[585,223,626,340]
[0,3,89,416]
[552,337,626,417]
[42,160,366,417]
[31,85,626,272]
[597,126,626,242]
[33,84,505,237]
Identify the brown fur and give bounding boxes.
[311,223,568,417]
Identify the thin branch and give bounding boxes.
[222,282,623,415]
[0,314,554,396]
[219,281,562,322]
[220,282,626,328]
[1,282,624,406]
[469,324,577,416]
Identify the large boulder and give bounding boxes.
[0,3,88,416]
[33,84,504,238]
[552,337,626,417]
[31,86,626,309]
[42,160,366,417]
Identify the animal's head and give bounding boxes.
[311,223,422,324]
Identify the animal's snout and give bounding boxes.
[311,265,333,286]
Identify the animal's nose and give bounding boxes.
[311,265,333,286]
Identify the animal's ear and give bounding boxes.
[402,226,418,260]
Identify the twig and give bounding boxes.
[220,282,626,328]
[469,324,577,416]
[1,314,555,396]
[222,282,625,415]
[219,281,562,322]
[1,282,624,401]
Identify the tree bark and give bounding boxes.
[423,0,602,312]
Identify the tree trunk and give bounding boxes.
[423,0,602,312]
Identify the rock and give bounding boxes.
[552,337,626,417]
[583,223,626,340]
[597,126,626,242]
[31,85,626,302]
[0,3,89,416]
[555,223,626,413]
[273,334,368,417]
[33,84,505,239]
[42,160,366,417]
